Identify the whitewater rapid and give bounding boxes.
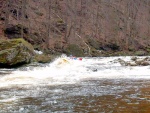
[0,56,150,88]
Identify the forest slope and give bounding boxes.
[0,0,150,56]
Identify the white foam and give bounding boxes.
[0,97,18,102]
[0,56,150,88]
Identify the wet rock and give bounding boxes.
[143,57,149,61]
[135,60,143,65]
[131,57,137,61]
[140,61,149,66]
[127,62,138,66]
[135,58,148,66]
[117,58,127,66]
[130,57,150,66]
[92,69,98,72]
[117,57,150,67]
[0,38,35,67]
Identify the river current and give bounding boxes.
[0,56,150,113]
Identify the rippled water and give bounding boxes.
[0,56,150,112]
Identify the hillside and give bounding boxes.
[0,0,150,56]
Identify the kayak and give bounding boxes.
[57,58,70,65]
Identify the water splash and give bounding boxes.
[0,56,150,88]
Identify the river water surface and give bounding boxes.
[0,56,150,113]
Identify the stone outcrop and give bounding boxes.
[117,57,150,66]
[0,38,35,67]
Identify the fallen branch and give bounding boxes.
[75,33,91,56]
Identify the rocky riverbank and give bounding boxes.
[0,38,150,68]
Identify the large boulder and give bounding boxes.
[0,38,35,67]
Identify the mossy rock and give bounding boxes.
[34,54,52,63]
[63,44,84,57]
[0,38,35,67]
[0,38,34,51]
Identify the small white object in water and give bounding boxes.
[19,108,25,111]
[34,50,43,54]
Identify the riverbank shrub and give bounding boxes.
[63,44,84,57]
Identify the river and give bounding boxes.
[0,56,150,113]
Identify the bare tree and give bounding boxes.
[4,0,11,29]
[64,0,68,42]
[1,0,150,53]
[0,0,5,37]
[47,0,52,47]
[148,0,150,37]
[20,0,26,38]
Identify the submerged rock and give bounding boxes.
[127,62,138,66]
[131,57,137,61]
[92,68,98,72]
[117,58,128,66]
[140,61,149,66]
[0,38,35,67]
[118,57,150,67]
[113,57,150,67]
